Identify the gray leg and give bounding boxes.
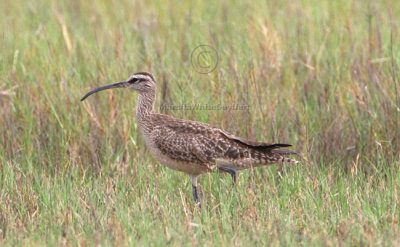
[219,166,237,185]
[192,185,199,202]
[190,175,200,202]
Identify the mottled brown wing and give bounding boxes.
[152,125,199,162]
[152,118,236,163]
[152,114,296,163]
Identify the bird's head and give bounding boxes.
[81,72,156,101]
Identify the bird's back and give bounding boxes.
[138,113,297,173]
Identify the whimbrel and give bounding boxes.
[81,72,298,202]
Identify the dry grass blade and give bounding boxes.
[82,101,104,132]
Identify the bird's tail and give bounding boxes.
[276,156,299,164]
[249,147,299,165]
[271,148,299,164]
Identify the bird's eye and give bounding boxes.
[129,78,139,83]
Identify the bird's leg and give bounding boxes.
[192,185,199,202]
[190,174,200,203]
[218,166,237,186]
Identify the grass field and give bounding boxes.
[1,0,399,246]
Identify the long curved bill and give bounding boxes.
[81,81,127,101]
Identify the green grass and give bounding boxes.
[0,0,399,245]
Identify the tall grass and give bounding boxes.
[0,0,399,245]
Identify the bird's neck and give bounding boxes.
[136,89,156,125]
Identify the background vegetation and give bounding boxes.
[0,0,399,245]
